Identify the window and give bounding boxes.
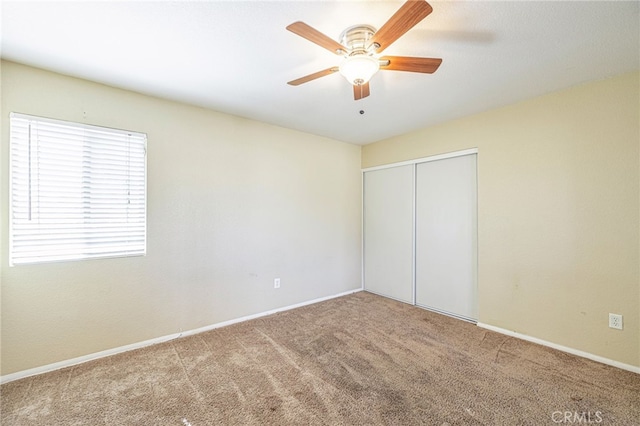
[9,113,147,265]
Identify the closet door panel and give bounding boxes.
[363,165,414,304]
[415,154,477,320]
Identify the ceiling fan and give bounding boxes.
[286,0,442,101]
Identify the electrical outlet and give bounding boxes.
[609,313,623,330]
[274,278,280,289]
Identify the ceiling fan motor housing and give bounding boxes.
[339,24,378,55]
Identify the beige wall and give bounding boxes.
[0,61,362,375]
[363,72,640,368]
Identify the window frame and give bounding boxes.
[9,112,148,266]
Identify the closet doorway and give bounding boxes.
[363,149,478,322]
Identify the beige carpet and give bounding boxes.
[2,291,639,425]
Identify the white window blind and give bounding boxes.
[9,113,147,266]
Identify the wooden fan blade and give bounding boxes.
[353,82,370,100]
[286,21,348,55]
[370,0,433,53]
[287,67,339,86]
[380,56,442,73]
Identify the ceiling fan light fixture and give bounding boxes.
[339,55,380,85]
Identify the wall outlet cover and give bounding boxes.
[608,313,623,330]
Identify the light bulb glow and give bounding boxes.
[339,55,380,85]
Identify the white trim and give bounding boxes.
[0,334,177,386]
[411,164,417,306]
[179,288,361,338]
[477,322,640,374]
[0,288,363,384]
[362,148,478,172]
[361,172,366,292]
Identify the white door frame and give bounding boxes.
[361,148,479,321]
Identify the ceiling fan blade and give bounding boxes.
[286,21,348,55]
[353,82,370,101]
[380,56,442,73]
[287,67,339,86]
[370,0,433,54]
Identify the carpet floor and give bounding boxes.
[1,291,639,425]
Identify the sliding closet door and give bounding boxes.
[415,154,477,320]
[363,165,414,304]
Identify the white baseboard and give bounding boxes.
[1,288,363,385]
[477,322,640,374]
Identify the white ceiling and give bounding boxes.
[2,1,639,145]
